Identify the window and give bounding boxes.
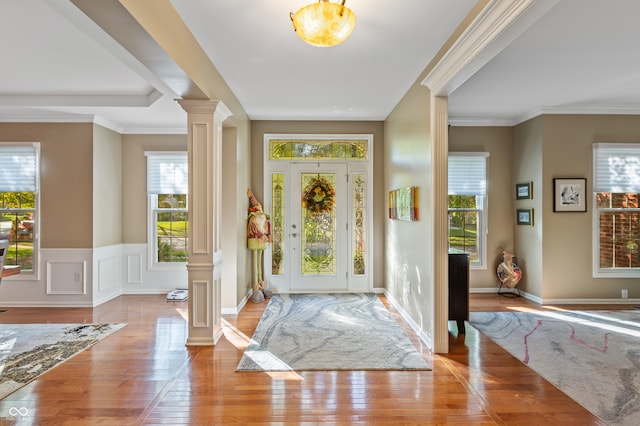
[448,152,488,268]
[146,152,188,267]
[593,143,640,277]
[0,143,39,274]
[269,138,368,160]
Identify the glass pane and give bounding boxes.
[158,194,186,209]
[0,192,35,271]
[270,139,368,160]
[448,194,478,209]
[599,210,640,268]
[271,173,285,275]
[596,192,611,209]
[352,173,365,275]
[156,194,188,263]
[301,172,336,275]
[448,195,480,261]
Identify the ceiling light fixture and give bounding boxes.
[290,0,356,47]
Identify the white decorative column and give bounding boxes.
[177,99,232,346]
[431,95,449,354]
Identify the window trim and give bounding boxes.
[147,194,188,271]
[448,196,487,270]
[145,151,188,271]
[592,196,640,278]
[448,152,489,269]
[0,142,40,279]
[592,143,640,277]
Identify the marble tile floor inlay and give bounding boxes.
[470,310,640,426]
[0,323,126,399]
[236,293,431,371]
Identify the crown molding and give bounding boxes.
[450,105,640,127]
[0,111,95,123]
[0,89,162,107]
[422,0,560,95]
[0,111,124,133]
[119,125,187,135]
[0,111,187,134]
[448,117,517,127]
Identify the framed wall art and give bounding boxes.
[553,178,587,212]
[516,182,532,200]
[388,186,418,221]
[517,208,533,226]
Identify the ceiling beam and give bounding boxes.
[60,0,207,99]
[422,0,560,96]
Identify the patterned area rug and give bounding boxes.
[470,310,640,425]
[237,293,431,371]
[0,323,126,399]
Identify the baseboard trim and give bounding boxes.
[469,287,640,305]
[541,297,640,305]
[383,290,433,352]
[471,286,538,302]
[0,301,95,308]
[222,289,252,315]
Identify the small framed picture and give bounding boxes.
[553,178,587,212]
[388,186,418,221]
[516,182,532,200]
[517,208,533,226]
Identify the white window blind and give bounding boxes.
[448,152,489,195]
[0,144,38,192]
[145,152,188,195]
[593,143,640,193]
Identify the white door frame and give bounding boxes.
[263,134,373,294]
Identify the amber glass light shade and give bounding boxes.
[290,0,356,47]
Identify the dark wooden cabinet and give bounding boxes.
[448,253,469,333]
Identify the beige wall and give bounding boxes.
[449,126,515,288]
[384,82,433,340]
[513,117,544,297]
[538,115,640,300]
[222,119,251,308]
[221,126,249,308]
[0,123,93,248]
[93,125,123,247]
[250,120,386,293]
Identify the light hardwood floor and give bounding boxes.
[0,293,624,425]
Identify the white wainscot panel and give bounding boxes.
[121,244,187,294]
[46,261,87,295]
[127,253,143,284]
[98,256,119,292]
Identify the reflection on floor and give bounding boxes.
[0,294,613,425]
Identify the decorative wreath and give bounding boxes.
[302,176,335,216]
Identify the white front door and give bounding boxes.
[289,163,348,291]
[263,135,373,294]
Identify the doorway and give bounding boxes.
[263,134,373,293]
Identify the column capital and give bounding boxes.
[176,99,233,122]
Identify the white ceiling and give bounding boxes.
[1,0,640,133]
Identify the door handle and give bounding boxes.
[291,233,297,238]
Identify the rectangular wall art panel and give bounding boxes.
[389,186,419,221]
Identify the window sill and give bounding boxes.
[594,269,640,278]
[149,262,188,272]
